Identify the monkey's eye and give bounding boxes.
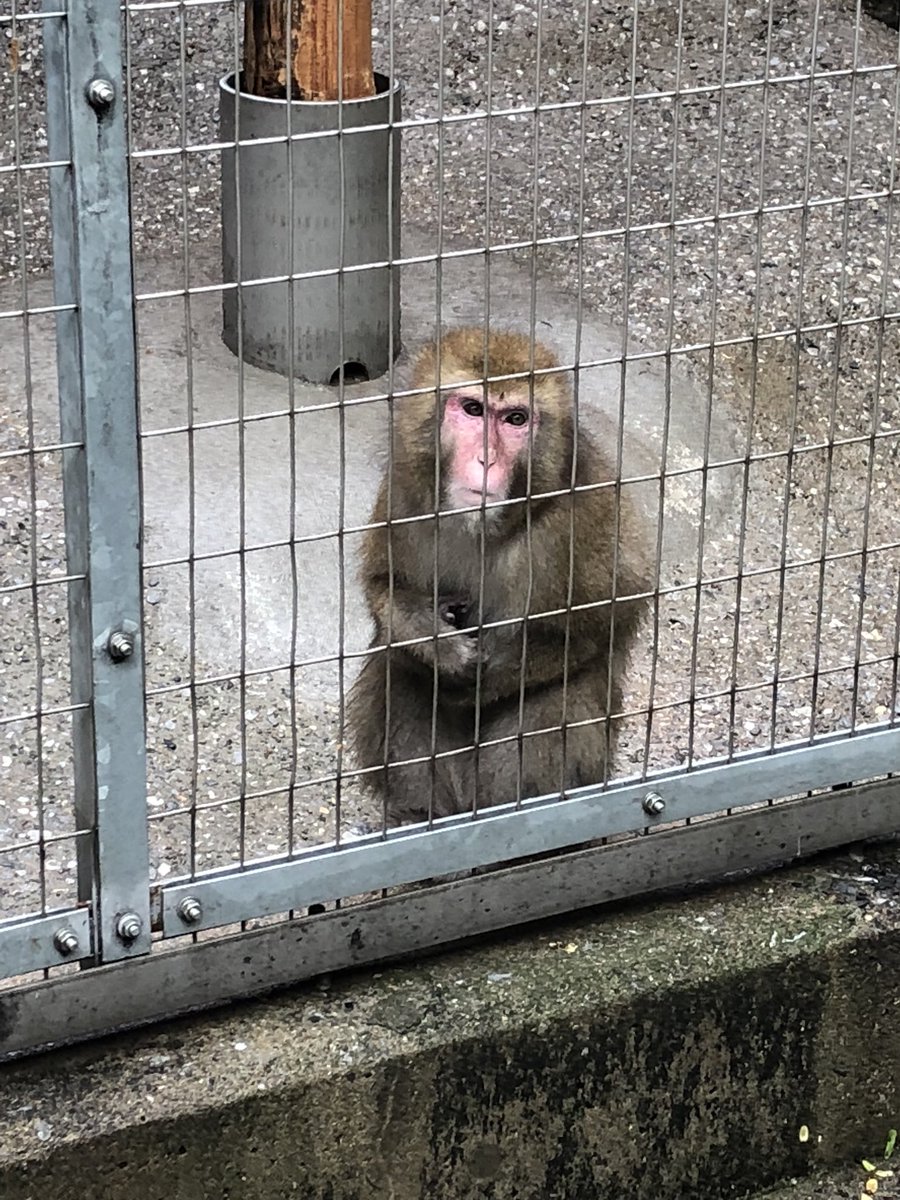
[505,409,529,427]
[462,399,484,418]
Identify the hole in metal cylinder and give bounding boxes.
[329,361,370,386]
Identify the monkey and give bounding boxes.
[346,326,652,828]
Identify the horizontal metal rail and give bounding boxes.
[0,907,93,980]
[156,725,900,937]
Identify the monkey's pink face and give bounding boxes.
[441,390,538,510]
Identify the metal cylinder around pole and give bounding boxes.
[220,71,401,384]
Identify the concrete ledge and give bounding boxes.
[1,848,898,1200]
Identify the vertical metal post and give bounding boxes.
[44,0,150,961]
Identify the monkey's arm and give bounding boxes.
[360,492,483,681]
[366,572,482,680]
[473,498,651,706]
[475,583,646,707]
[474,613,604,705]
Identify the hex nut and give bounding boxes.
[53,927,80,956]
[107,630,134,661]
[116,912,143,942]
[177,896,203,925]
[642,791,666,816]
[86,78,115,111]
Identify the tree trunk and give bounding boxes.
[243,0,376,102]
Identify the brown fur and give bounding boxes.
[347,327,652,825]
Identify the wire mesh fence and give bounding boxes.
[0,0,898,1057]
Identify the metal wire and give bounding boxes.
[555,0,594,803]
[515,0,544,811]
[641,0,685,781]
[380,0,399,874]
[230,2,249,881]
[726,0,777,766]
[686,0,730,774]
[334,0,350,853]
[850,12,900,735]
[805,0,861,746]
[605,0,640,787]
[284,0,301,869]
[428,0,448,832]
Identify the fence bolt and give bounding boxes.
[53,927,80,956]
[107,630,134,661]
[177,896,203,925]
[116,912,143,943]
[642,791,666,816]
[86,78,115,112]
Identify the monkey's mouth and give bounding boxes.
[445,485,506,514]
[462,488,503,506]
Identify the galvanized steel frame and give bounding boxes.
[157,724,900,937]
[39,0,149,965]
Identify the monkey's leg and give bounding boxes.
[347,651,473,825]
[468,675,620,808]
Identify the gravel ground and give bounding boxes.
[1,0,899,924]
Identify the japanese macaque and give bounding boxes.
[347,327,652,826]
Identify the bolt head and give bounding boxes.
[53,927,80,956]
[116,912,143,942]
[86,78,115,111]
[177,896,203,925]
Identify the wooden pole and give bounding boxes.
[243,0,376,102]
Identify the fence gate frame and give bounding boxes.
[0,0,150,988]
[47,0,152,965]
[0,0,899,1061]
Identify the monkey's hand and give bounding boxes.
[434,626,483,679]
[434,594,485,680]
[438,594,478,635]
[374,584,484,680]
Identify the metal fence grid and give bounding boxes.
[0,0,898,1058]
